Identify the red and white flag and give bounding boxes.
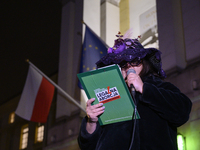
[15,65,55,123]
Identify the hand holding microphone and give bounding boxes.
[126,69,144,94]
[127,69,136,93]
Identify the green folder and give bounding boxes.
[77,64,140,125]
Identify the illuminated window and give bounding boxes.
[20,125,29,149]
[35,123,44,143]
[177,134,186,150]
[9,112,15,123]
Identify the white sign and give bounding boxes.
[94,87,120,103]
[140,6,157,35]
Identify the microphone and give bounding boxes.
[127,69,136,92]
[127,69,137,150]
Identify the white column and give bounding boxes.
[101,0,120,47]
[56,0,83,118]
[157,0,186,73]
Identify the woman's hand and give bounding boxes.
[127,72,144,94]
[86,98,105,134]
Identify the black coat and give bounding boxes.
[78,75,192,150]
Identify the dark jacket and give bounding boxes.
[78,75,192,150]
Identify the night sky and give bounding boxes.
[0,0,62,105]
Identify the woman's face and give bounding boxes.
[119,59,143,75]
[124,63,143,75]
[120,61,143,79]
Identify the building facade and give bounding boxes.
[0,0,200,149]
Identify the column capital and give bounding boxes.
[59,0,75,6]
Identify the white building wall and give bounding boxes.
[129,0,156,37]
[83,0,101,36]
[101,1,120,46]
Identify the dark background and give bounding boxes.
[0,0,62,105]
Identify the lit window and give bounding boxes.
[9,112,15,123]
[177,134,186,150]
[20,125,29,149]
[35,124,44,143]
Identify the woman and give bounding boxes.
[78,34,192,150]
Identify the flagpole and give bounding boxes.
[26,59,86,113]
[81,20,110,48]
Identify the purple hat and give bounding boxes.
[96,33,166,78]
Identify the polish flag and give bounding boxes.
[15,65,55,123]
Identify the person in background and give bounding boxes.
[78,33,192,150]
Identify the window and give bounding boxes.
[35,123,44,143]
[177,134,186,150]
[20,124,29,149]
[9,112,15,124]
